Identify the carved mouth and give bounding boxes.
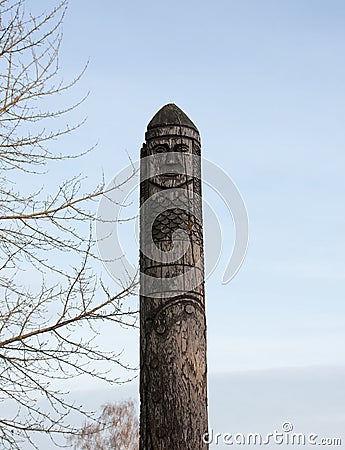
[162,172,181,177]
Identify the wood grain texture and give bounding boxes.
[139,104,208,449]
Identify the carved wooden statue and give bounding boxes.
[139,104,208,449]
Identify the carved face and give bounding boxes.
[147,136,194,188]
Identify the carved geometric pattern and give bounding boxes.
[140,104,208,450]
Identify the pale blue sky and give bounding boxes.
[27,0,345,447]
[54,0,345,370]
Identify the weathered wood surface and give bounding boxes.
[139,104,208,449]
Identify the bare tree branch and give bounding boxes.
[68,400,139,450]
[0,1,138,448]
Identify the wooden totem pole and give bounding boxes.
[139,104,208,449]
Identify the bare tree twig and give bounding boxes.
[0,1,138,448]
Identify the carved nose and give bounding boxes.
[166,152,177,166]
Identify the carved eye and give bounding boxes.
[153,146,168,154]
[174,144,189,152]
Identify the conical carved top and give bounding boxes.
[147,103,198,132]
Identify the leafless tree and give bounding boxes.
[69,399,139,450]
[0,1,138,448]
